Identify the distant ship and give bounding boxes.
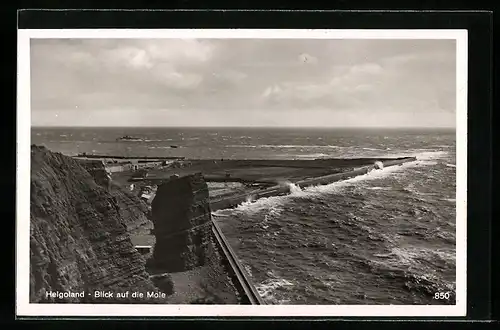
[116,135,144,142]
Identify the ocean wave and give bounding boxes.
[115,139,171,142]
[233,196,286,215]
[375,246,456,272]
[231,161,425,213]
[416,160,438,166]
[415,151,449,160]
[366,186,390,190]
[226,144,342,149]
[256,276,294,302]
[370,246,456,299]
[149,146,181,149]
[300,162,421,195]
[49,140,91,144]
[390,270,455,301]
[293,153,333,159]
[242,262,253,278]
[446,164,456,168]
[383,150,449,161]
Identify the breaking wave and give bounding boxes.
[256,273,294,303]
[293,153,333,159]
[230,158,431,214]
[226,144,342,149]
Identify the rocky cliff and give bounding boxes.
[79,159,153,235]
[30,145,164,303]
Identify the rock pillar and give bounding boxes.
[150,173,214,273]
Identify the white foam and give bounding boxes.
[294,153,332,159]
[417,160,438,166]
[382,246,456,268]
[256,278,294,300]
[415,151,449,160]
[288,182,303,194]
[226,144,342,149]
[384,150,449,161]
[242,263,253,278]
[231,159,431,213]
[211,209,234,217]
[262,145,342,149]
[233,195,285,214]
[302,162,423,194]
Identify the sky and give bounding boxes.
[30,38,457,127]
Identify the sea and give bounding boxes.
[31,126,457,305]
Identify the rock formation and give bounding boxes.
[149,173,240,304]
[149,173,213,273]
[30,145,165,303]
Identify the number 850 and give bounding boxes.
[434,292,451,300]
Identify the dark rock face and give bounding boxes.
[79,160,111,188]
[30,145,165,303]
[79,159,153,235]
[150,173,213,273]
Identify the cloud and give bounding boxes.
[30,38,457,127]
[298,53,318,65]
[349,63,383,75]
[259,62,385,108]
[212,70,247,84]
[259,50,455,116]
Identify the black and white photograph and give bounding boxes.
[16,29,467,317]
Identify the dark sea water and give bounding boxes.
[31,127,457,305]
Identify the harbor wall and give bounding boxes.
[105,161,164,173]
[210,157,416,211]
[75,153,185,160]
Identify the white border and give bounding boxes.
[17,29,468,317]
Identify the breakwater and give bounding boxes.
[294,157,416,187]
[210,157,416,211]
[75,153,185,160]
